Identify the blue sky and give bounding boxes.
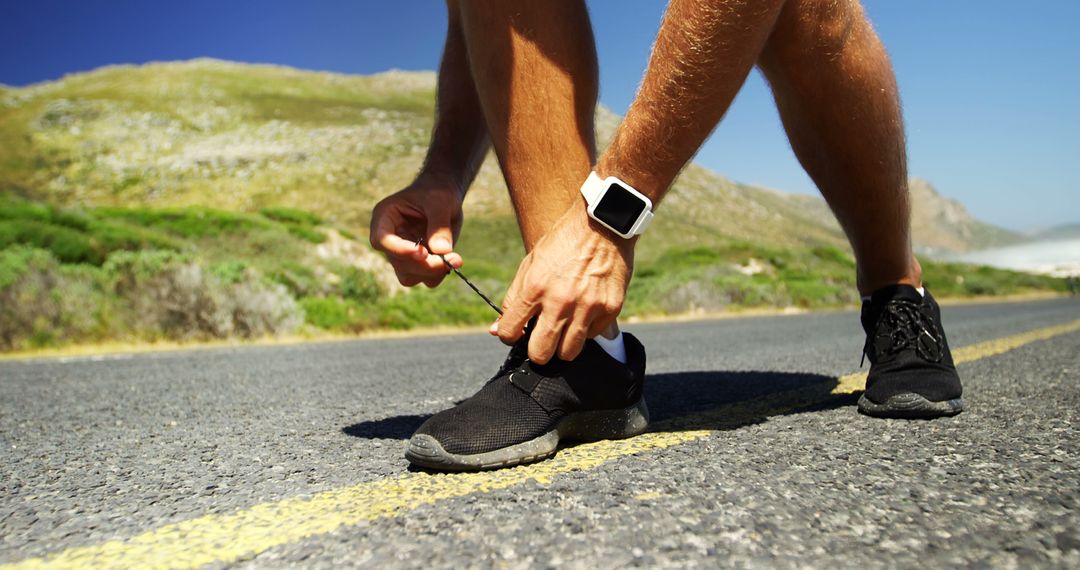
[2,0,1077,231]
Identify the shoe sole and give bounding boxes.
[405,398,650,472]
[857,392,964,419]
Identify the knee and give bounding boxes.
[761,0,862,69]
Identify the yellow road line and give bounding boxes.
[6,318,1079,570]
[831,317,1080,397]
[5,431,713,570]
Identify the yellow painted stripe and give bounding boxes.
[950,317,1080,365]
[5,317,1079,570]
[5,431,712,570]
[831,317,1080,397]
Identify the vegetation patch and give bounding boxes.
[0,194,1068,353]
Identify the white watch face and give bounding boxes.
[594,182,648,235]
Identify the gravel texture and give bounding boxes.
[1,298,1078,568]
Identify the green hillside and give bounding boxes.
[0,60,1064,352]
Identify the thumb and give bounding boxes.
[425,205,455,255]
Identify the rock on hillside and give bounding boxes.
[1028,223,1080,242]
[908,178,1022,254]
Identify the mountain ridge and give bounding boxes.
[0,59,1017,255]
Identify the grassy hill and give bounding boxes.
[0,60,1064,351]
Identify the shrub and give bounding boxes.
[47,207,92,232]
[86,220,182,254]
[337,266,381,303]
[0,247,63,349]
[0,194,182,265]
[713,274,784,307]
[657,247,724,270]
[105,249,191,289]
[95,207,271,238]
[373,289,493,329]
[0,194,52,222]
[106,250,302,340]
[811,245,856,267]
[210,260,250,284]
[0,246,108,350]
[300,297,362,330]
[962,275,1000,296]
[783,278,852,307]
[269,262,319,296]
[0,219,103,264]
[226,279,305,338]
[260,207,322,226]
[286,224,327,244]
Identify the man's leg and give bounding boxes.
[455,0,598,251]
[757,0,919,295]
[455,0,624,347]
[404,2,652,471]
[757,0,963,419]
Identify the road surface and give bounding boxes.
[2,298,1078,568]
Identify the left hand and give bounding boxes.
[493,204,635,364]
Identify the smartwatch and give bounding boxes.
[579,171,654,239]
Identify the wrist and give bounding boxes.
[596,142,670,205]
[571,198,638,257]
[414,168,466,200]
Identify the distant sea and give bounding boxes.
[951,238,1080,277]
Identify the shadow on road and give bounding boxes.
[646,371,858,431]
[343,414,430,440]
[342,370,857,440]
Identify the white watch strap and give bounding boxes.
[636,210,654,235]
[580,171,606,206]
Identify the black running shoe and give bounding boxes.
[858,284,964,418]
[405,330,648,471]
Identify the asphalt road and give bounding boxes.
[1,298,1078,569]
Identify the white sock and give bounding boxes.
[592,331,627,364]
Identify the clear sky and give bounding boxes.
[2,1,1077,231]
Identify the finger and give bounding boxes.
[391,253,454,277]
[497,263,535,345]
[398,273,422,287]
[389,259,444,287]
[422,274,449,288]
[442,252,464,269]
[585,300,622,339]
[497,300,536,345]
[373,218,425,261]
[422,253,460,272]
[528,310,567,365]
[425,203,455,255]
[557,314,591,361]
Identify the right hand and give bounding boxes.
[369,176,464,287]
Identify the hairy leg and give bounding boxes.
[758,0,921,295]
[455,0,599,251]
[456,1,626,344]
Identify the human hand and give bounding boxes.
[369,175,464,287]
[493,204,634,363]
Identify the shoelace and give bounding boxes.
[862,299,943,366]
[413,239,548,381]
[414,238,526,379]
[492,337,530,380]
[415,237,503,316]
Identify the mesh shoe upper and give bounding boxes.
[860,285,963,404]
[414,331,646,456]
